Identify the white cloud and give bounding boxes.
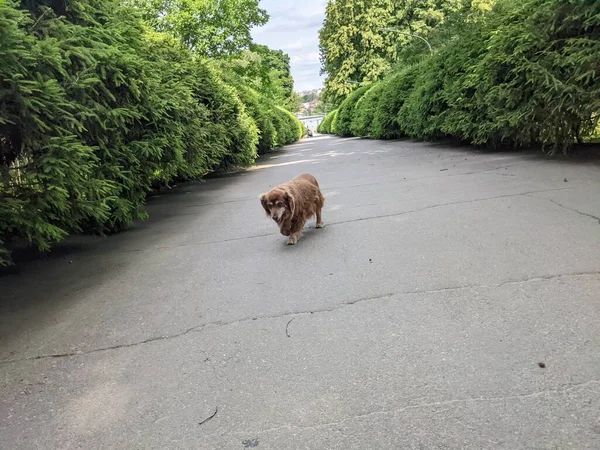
[280,40,307,50]
[251,0,326,91]
[291,52,320,63]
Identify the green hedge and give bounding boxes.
[0,0,302,265]
[277,106,306,143]
[323,0,600,153]
[268,106,304,147]
[373,65,420,139]
[231,85,305,155]
[350,83,385,138]
[317,109,338,133]
[334,85,371,137]
[235,85,276,154]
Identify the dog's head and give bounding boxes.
[260,188,295,225]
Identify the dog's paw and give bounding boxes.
[287,236,298,245]
[316,222,324,229]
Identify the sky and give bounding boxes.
[251,0,327,92]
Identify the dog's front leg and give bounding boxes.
[287,233,299,245]
[287,219,303,245]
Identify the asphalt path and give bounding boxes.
[1,135,600,449]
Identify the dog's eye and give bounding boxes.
[267,202,273,207]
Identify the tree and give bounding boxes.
[319,0,465,105]
[250,44,294,99]
[131,0,268,56]
[301,92,319,102]
[218,43,296,109]
[287,91,303,113]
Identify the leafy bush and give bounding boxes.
[397,56,447,141]
[279,107,305,141]
[234,86,278,154]
[0,0,301,265]
[271,106,304,145]
[320,0,600,153]
[334,85,371,137]
[317,109,337,133]
[1,0,147,256]
[350,82,385,138]
[432,16,494,145]
[330,109,341,135]
[225,78,304,155]
[373,65,420,139]
[462,0,600,152]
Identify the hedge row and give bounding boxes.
[0,0,303,265]
[317,109,338,134]
[233,86,305,154]
[320,0,600,152]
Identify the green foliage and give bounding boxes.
[334,85,371,137]
[131,0,268,56]
[233,85,276,154]
[317,109,338,134]
[218,43,295,108]
[373,65,420,139]
[464,0,600,152]
[1,0,143,252]
[330,109,341,135]
[397,56,447,141]
[0,0,301,265]
[287,91,303,114]
[215,42,305,154]
[301,92,319,103]
[319,0,466,104]
[350,82,385,137]
[272,107,305,145]
[318,0,600,154]
[230,83,305,153]
[188,62,259,170]
[249,44,294,107]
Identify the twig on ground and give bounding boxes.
[285,318,295,338]
[198,406,218,426]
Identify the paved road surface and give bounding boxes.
[1,136,600,449]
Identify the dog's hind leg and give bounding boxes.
[316,209,323,228]
[315,194,324,228]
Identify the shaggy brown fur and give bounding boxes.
[260,173,325,245]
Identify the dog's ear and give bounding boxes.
[260,193,270,215]
[284,190,295,217]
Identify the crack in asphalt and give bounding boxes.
[146,187,574,252]
[0,324,209,363]
[234,380,600,436]
[325,187,572,227]
[545,198,600,224]
[462,161,528,175]
[2,271,598,365]
[322,162,526,191]
[44,187,574,259]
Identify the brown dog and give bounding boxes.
[260,173,325,245]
